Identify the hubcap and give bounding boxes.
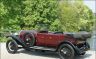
[61,49,67,54]
[25,35,32,46]
[8,41,15,51]
[60,47,71,59]
[26,38,31,44]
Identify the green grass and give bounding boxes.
[0,37,7,42]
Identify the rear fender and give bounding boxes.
[7,35,27,48]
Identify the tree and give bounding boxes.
[0,0,59,31]
[0,1,8,30]
[0,0,94,32]
[22,0,58,30]
[0,0,23,30]
[59,0,94,32]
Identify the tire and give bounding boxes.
[58,44,75,59]
[6,40,18,54]
[24,48,31,51]
[80,52,86,55]
[23,32,35,47]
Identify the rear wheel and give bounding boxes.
[6,40,18,54]
[58,44,75,59]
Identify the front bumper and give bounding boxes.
[79,42,90,51]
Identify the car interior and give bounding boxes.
[38,30,63,34]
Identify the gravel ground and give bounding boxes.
[0,43,96,59]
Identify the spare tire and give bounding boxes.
[23,32,35,47]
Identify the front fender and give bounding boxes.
[7,35,27,48]
[57,41,86,55]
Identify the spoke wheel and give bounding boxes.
[23,33,35,51]
[58,44,75,59]
[25,35,32,47]
[6,40,18,54]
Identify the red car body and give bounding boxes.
[19,30,77,47]
[6,30,91,59]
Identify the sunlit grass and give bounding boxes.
[0,37,7,42]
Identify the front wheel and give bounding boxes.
[58,44,75,59]
[6,40,18,54]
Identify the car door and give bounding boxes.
[36,33,48,46]
[45,34,61,47]
[45,33,66,47]
[36,33,64,47]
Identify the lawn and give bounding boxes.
[0,37,7,42]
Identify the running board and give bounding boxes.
[30,46,56,51]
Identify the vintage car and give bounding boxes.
[6,30,91,59]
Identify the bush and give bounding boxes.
[0,37,7,42]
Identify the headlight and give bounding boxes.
[14,32,19,35]
[13,30,21,36]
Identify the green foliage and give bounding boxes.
[0,0,94,32]
[0,0,59,31]
[0,37,7,42]
[22,0,58,30]
[50,19,63,31]
[0,0,22,30]
[59,0,94,32]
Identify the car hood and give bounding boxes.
[64,32,91,41]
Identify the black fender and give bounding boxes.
[84,42,90,51]
[57,41,85,55]
[7,35,27,48]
